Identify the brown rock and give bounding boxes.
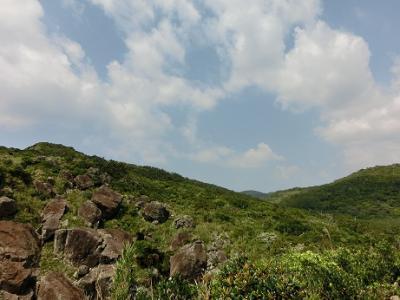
[54,228,103,267]
[0,221,41,266]
[142,201,170,224]
[78,201,102,227]
[170,232,192,251]
[1,289,34,300]
[170,241,207,280]
[41,198,68,241]
[98,229,132,263]
[134,195,150,209]
[37,272,85,300]
[173,215,195,229]
[0,197,17,218]
[207,250,227,271]
[0,221,41,295]
[74,175,94,190]
[33,181,54,197]
[0,261,35,295]
[77,264,115,300]
[91,186,121,219]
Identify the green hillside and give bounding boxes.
[1,143,400,299]
[276,165,400,217]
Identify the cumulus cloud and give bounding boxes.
[191,143,282,168]
[2,0,400,172]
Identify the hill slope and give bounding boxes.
[272,165,400,217]
[1,142,400,299]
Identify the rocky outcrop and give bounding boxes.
[142,201,170,224]
[77,264,115,300]
[78,201,102,227]
[134,195,150,209]
[170,241,207,280]
[41,197,68,241]
[33,181,54,197]
[54,227,132,267]
[36,272,85,300]
[74,175,94,190]
[207,250,227,271]
[0,221,41,296]
[54,228,103,267]
[173,215,195,229]
[91,186,121,219]
[0,197,17,218]
[170,232,192,251]
[98,229,133,263]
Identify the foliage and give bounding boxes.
[2,143,400,299]
[210,241,400,299]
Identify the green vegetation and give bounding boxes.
[2,142,400,299]
[274,165,400,217]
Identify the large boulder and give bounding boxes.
[37,272,85,300]
[91,186,121,219]
[54,227,132,267]
[33,181,54,197]
[173,215,195,229]
[41,197,68,241]
[142,201,170,224]
[98,229,133,264]
[78,201,102,227]
[54,228,103,267]
[0,261,35,295]
[0,221,41,266]
[170,241,207,280]
[77,264,115,300]
[74,175,94,190]
[0,197,17,218]
[170,232,193,251]
[0,221,41,295]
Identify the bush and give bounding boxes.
[210,242,400,299]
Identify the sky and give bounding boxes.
[1,0,400,192]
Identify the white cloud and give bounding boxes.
[191,143,282,168]
[2,0,400,173]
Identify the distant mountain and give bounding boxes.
[273,165,400,217]
[241,190,270,199]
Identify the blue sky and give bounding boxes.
[1,0,400,192]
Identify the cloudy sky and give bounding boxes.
[1,0,400,192]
